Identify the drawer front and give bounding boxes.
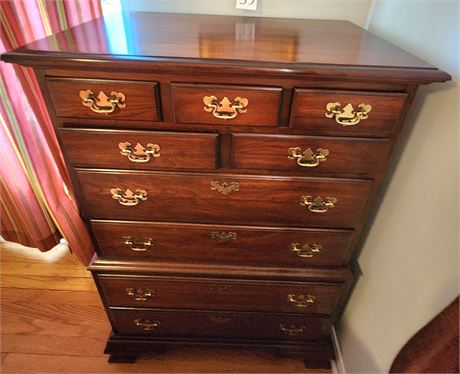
[171,84,281,126]
[291,89,407,137]
[77,170,372,229]
[232,134,392,178]
[98,276,344,315]
[92,220,354,266]
[47,78,160,121]
[59,128,218,170]
[110,308,331,342]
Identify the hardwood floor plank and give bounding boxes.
[0,274,96,291]
[1,351,328,373]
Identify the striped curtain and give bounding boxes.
[0,0,102,265]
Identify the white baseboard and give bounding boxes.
[331,325,346,374]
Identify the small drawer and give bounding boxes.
[290,89,407,137]
[59,128,218,170]
[171,83,282,126]
[97,275,344,315]
[232,134,392,178]
[92,220,354,267]
[46,78,161,121]
[110,308,331,342]
[76,170,373,229]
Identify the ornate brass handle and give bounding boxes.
[79,90,126,114]
[126,288,155,301]
[209,316,231,324]
[119,142,160,163]
[290,243,322,258]
[134,319,160,331]
[288,147,329,168]
[203,95,249,120]
[300,195,337,213]
[279,324,306,336]
[287,294,316,307]
[110,188,147,206]
[211,231,237,243]
[123,236,153,252]
[210,181,240,195]
[325,102,372,126]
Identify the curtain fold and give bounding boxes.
[0,0,102,265]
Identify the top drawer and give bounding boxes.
[290,89,407,137]
[171,84,282,127]
[46,78,161,121]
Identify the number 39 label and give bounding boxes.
[236,0,258,11]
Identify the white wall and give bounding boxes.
[338,0,459,372]
[121,1,459,372]
[122,0,372,28]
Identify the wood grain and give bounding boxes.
[0,241,328,372]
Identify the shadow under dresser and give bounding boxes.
[1,12,450,368]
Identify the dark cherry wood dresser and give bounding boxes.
[2,12,450,367]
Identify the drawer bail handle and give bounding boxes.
[119,142,160,163]
[291,243,322,258]
[279,324,306,336]
[325,102,372,126]
[288,147,329,167]
[287,294,316,307]
[203,95,248,120]
[126,288,155,301]
[210,180,240,195]
[211,231,237,243]
[134,319,160,331]
[123,236,153,252]
[79,89,126,114]
[300,195,337,213]
[110,188,147,206]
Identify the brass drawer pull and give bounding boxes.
[291,243,322,258]
[126,288,155,301]
[288,147,329,168]
[134,319,160,331]
[210,181,240,195]
[119,142,160,163]
[79,89,126,114]
[209,284,233,292]
[110,188,147,206]
[211,231,237,243]
[325,102,372,126]
[209,316,231,324]
[300,195,337,213]
[287,294,316,307]
[279,324,306,336]
[203,95,248,120]
[123,236,153,252]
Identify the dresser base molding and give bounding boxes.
[104,332,334,368]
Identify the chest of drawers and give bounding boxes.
[2,12,450,367]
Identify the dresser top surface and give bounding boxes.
[2,12,450,83]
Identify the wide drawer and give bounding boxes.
[92,220,354,266]
[76,170,373,229]
[59,128,218,170]
[47,78,161,121]
[290,89,407,137]
[171,83,282,126]
[97,275,344,315]
[232,134,392,178]
[110,307,331,342]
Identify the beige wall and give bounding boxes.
[123,1,459,372]
[338,0,459,372]
[122,0,372,28]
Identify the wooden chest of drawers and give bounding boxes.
[2,12,450,367]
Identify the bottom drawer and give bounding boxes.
[110,308,331,342]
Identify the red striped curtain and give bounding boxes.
[0,0,102,265]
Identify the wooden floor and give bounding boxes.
[0,241,330,373]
